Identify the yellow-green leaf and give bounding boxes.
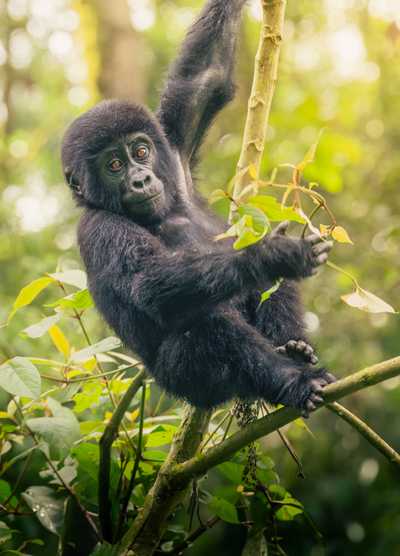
[48,325,70,359]
[209,189,228,205]
[259,279,283,306]
[8,277,54,322]
[296,129,324,172]
[332,225,353,244]
[319,224,331,237]
[341,288,396,314]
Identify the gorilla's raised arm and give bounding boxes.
[157,0,247,163]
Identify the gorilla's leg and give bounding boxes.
[152,310,334,415]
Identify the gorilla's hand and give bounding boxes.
[263,221,333,280]
[276,339,318,365]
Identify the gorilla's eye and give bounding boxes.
[135,145,150,161]
[108,158,124,172]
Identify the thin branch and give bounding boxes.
[169,515,220,555]
[327,401,400,467]
[262,402,304,478]
[40,363,140,384]
[174,356,400,481]
[98,369,146,542]
[116,382,147,540]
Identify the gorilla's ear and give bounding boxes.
[64,167,83,198]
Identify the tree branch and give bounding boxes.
[230,0,286,221]
[174,356,400,481]
[120,405,211,555]
[327,401,400,467]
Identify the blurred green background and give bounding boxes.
[0,0,399,554]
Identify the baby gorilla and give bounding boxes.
[61,0,335,417]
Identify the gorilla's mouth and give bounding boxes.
[136,192,162,205]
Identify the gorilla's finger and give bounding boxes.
[287,340,297,350]
[273,221,289,236]
[297,340,307,351]
[312,241,333,255]
[310,354,319,364]
[316,253,328,265]
[310,393,324,405]
[305,233,321,245]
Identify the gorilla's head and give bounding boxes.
[61,100,179,222]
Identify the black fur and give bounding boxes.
[61,0,334,414]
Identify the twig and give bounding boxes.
[40,363,140,384]
[169,515,220,555]
[327,401,400,467]
[262,402,304,478]
[98,370,146,542]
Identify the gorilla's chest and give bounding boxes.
[157,215,216,254]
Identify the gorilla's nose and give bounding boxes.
[132,175,151,189]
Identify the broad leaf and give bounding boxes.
[341,288,396,314]
[27,398,80,459]
[22,314,61,339]
[275,498,304,521]
[0,357,41,399]
[8,277,54,322]
[248,195,305,223]
[21,486,64,536]
[49,270,87,289]
[209,496,239,524]
[71,337,122,363]
[332,225,353,244]
[46,289,94,311]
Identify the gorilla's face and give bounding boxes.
[96,133,166,220]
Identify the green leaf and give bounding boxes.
[71,337,122,363]
[49,270,87,289]
[209,496,239,524]
[22,314,61,339]
[8,277,54,322]
[218,462,245,484]
[238,205,270,235]
[275,498,304,521]
[0,357,41,399]
[259,279,283,306]
[341,288,396,314]
[46,289,94,311]
[0,521,13,544]
[21,486,64,536]
[233,214,267,250]
[248,195,305,223]
[145,425,177,448]
[0,480,11,503]
[27,398,80,459]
